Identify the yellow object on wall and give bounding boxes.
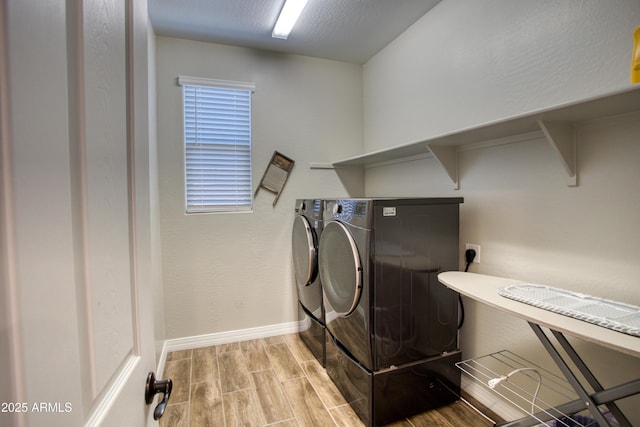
[632,26,640,83]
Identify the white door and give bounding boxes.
[0,1,158,426]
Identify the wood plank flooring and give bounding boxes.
[159,334,494,427]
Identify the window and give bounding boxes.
[179,76,255,213]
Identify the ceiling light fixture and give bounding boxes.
[272,0,309,40]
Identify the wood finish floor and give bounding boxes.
[159,334,494,427]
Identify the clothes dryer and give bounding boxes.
[319,198,463,426]
[292,199,325,366]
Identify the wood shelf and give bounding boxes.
[331,87,640,189]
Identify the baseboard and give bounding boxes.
[155,340,169,382]
[460,388,505,425]
[160,320,300,366]
[461,376,523,422]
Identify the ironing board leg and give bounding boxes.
[528,323,613,427]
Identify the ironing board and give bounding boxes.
[438,272,640,427]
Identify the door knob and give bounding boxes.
[145,372,172,420]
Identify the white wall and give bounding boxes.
[155,37,363,339]
[363,0,639,152]
[363,0,640,422]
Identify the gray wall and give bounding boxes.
[153,1,640,421]
[362,0,640,421]
[155,37,363,339]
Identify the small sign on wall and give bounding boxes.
[254,151,295,206]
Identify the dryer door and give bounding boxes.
[292,215,317,286]
[318,221,362,316]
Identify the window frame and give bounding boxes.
[178,76,255,214]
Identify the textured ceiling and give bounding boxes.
[149,0,441,64]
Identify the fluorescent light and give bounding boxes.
[272,0,309,39]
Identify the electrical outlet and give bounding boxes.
[465,243,481,263]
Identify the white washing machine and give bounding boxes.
[291,199,325,366]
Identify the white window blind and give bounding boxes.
[180,77,255,213]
